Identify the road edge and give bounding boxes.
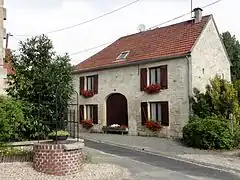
[81,135,240,176]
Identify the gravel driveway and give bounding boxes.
[0,162,130,180]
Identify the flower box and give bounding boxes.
[145,120,161,131]
[81,120,94,129]
[80,89,94,98]
[144,84,161,94]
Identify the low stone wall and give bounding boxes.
[33,141,84,176]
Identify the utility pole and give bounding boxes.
[191,0,193,18]
[5,33,13,49]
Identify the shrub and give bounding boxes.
[183,116,234,149]
[0,96,25,142]
[191,76,240,124]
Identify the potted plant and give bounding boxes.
[48,130,70,141]
[144,84,161,94]
[145,120,161,131]
[80,89,94,98]
[81,120,94,129]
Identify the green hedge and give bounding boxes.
[183,116,234,149]
[0,96,49,142]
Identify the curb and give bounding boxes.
[81,135,240,175]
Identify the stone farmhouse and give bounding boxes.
[72,8,231,138]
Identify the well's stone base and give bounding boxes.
[33,141,84,176]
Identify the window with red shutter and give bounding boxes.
[160,65,168,89]
[148,65,168,89]
[93,75,98,94]
[161,101,169,126]
[140,68,147,91]
[79,105,84,122]
[79,77,84,95]
[141,102,148,125]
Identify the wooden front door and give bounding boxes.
[106,93,128,126]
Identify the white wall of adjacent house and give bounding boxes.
[73,57,190,138]
[0,0,6,95]
[191,16,231,93]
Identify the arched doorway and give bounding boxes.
[106,93,128,126]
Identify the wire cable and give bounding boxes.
[68,0,223,56]
[13,0,141,37]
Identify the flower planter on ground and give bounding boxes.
[102,124,128,135]
[80,89,94,98]
[144,84,161,94]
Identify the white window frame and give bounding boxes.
[149,67,161,85]
[116,51,130,60]
[86,105,94,120]
[149,102,162,122]
[86,76,94,91]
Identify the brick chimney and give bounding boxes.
[193,7,203,23]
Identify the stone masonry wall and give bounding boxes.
[191,17,231,93]
[73,57,190,138]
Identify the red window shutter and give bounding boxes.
[140,68,147,91]
[79,105,84,122]
[93,75,98,94]
[93,105,98,124]
[79,77,84,95]
[161,101,169,126]
[160,65,168,89]
[141,102,148,125]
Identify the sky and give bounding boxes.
[4,0,239,65]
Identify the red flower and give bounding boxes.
[144,84,161,94]
[80,89,94,98]
[81,119,94,129]
[145,120,161,131]
[120,125,128,129]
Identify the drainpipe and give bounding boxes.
[185,55,193,119]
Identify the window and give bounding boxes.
[140,65,168,91]
[141,101,169,126]
[80,75,98,94]
[86,76,94,91]
[150,102,162,122]
[86,105,98,124]
[117,51,129,60]
[149,67,161,85]
[86,105,94,120]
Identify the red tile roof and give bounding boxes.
[75,15,212,72]
[3,62,15,75]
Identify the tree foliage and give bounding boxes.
[192,75,240,124]
[221,31,240,81]
[7,35,74,131]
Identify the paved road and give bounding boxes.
[84,139,240,180]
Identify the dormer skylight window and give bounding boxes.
[116,51,130,60]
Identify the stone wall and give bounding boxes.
[191,17,231,93]
[73,57,190,138]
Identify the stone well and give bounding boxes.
[33,139,84,176]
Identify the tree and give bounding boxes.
[7,35,74,131]
[221,31,240,81]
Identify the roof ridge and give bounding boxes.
[119,14,212,40]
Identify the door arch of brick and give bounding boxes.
[106,93,128,126]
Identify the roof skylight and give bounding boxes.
[116,51,130,60]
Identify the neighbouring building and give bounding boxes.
[0,0,7,95]
[72,8,231,138]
